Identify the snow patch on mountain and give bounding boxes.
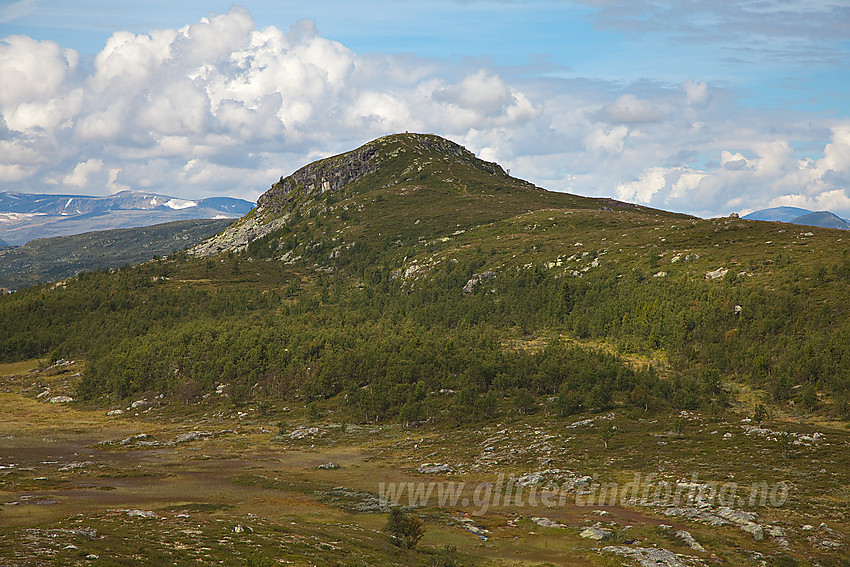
[164,198,198,210]
[0,212,47,223]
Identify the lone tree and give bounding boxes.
[753,403,768,424]
[384,507,426,549]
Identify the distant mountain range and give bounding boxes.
[0,219,235,290]
[743,207,850,230]
[0,190,254,245]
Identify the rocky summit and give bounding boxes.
[190,132,640,257]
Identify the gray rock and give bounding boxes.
[580,527,613,540]
[289,426,320,439]
[602,546,690,567]
[175,431,212,443]
[767,525,786,538]
[675,529,706,552]
[317,462,341,470]
[816,539,843,549]
[741,523,764,541]
[58,461,94,472]
[716,506,757,525]
[531,517,567,529]
[189,211,288,257]
[125,509,157,519]
[463,271,496,294]
[705,267,728,280]
[515,469,565,487]
[48,395,74,404]
[118,433,155,445]
[417,462,453,474]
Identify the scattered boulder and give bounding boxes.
[675,529,706,552]
[580,527,613,540]
[58,461,94,472]
[515,469,565,487]
[317,462,341,470]
[124,510,157,519]
[48,395,74,404]
[567,413,614,428]
[716,506,757,525]
[741,522,764,541]
[671,253,700,263]
[119,433,155,446]
[175,431,213,443]
[106,409,124,416]
[289,426,320,439]
[705,267,728,280]
[531,517,567,529]
[417,463,453,474]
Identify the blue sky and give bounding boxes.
[1,0,849,217]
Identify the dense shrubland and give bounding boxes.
[2,237,848,422]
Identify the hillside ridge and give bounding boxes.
[258,133,508,212]
[190,132,664,257]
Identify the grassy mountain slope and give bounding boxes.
[0,133,845,416]
[0,219,234,290]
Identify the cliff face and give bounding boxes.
[257,144,382,214]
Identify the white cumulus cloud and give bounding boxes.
[0,6,847,219]
[63,158,103,188]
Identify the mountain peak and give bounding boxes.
[744,206,850,230]
[791,210,850,230]
[191,132,661,258]
[257,133,507,214]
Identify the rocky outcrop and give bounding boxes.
[601,546,692,567]
[188,212,288,257]
[47,395,74,403]
[259,144,382,214]
[531,517,568,529]
[463,271,496,293]
[417,462,453,474]
[705,267,728,280]
[580,526,613,540]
